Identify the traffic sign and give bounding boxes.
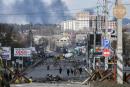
[103,49,110,57]
[102,39,110,48]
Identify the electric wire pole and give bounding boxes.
[113,0,126,84]
[93,17,96,70]
[104,0,109,70]
[93,0,101,70]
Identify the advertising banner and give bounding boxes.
[14,48,31,57]
[1,47,11,60]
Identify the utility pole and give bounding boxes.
[104,0,108,36]
[113,0,126,84]
[104,0,109,70]
[29,24,33,47]
[93,16,96,70]
[93,1,101,70]
[29,24,33,68]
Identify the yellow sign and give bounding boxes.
[113,4,126,19]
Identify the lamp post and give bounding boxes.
[113,0,126,84]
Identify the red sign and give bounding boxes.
[103,49,110,57]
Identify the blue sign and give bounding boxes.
[102,39,110,48]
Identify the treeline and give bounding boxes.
[0,23,62,36]
[0,23,62,47]
[0,23,28,47]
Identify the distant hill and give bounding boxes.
[123,18,130,25]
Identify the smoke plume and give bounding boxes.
[0,0,70,24]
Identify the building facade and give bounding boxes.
[61,12,90,31]
[61,11,117,33]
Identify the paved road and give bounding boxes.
[11,83,90,87]
[26,57,88,81]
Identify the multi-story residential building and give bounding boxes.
[76,12,90,30]
[61,11,117,34]
[61,20,77,31]
[61,12,90,31]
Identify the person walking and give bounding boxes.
[67,68,70,76]
[74,68,76,76]
[59,67,62,74]
[47,65,50,70]
[71,68,74,75]
[3,70,10,87]
[79,67,82,75]
[9,72,12,82]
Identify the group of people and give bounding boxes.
[47,65,83,77]
[65,67,83,76]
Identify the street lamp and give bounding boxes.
[113,1,126,19]
[113,0,126,84]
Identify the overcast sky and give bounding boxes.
[64,0,130,19]
[0,0,130,24]
[2,0,130,16]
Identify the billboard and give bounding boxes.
[1,47,11,60]
[14,48,31,57]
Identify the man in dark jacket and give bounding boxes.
[3,71,10,87]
